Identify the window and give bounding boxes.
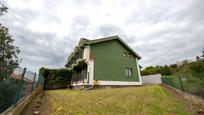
[127,53,131,58]
[123,52,127,57]
[123,52,131,58]
[125,68,133,76]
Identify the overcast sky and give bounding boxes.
[1,0,204,72]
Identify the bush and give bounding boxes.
[39,68,72,90]
[0,78,19,112]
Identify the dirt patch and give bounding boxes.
[20,91,50,115]
[161,84,204,115]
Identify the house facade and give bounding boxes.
[65,35,142,87]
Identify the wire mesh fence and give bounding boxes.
[162,75,204,98]
[161,75,185,91]
[0,67,44,113]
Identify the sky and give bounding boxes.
[1,0,204,72]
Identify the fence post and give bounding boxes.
[14,68,26,106]
[31,73,36,92]
[178,75,185,92]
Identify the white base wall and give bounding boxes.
[98,80,142,85]
[72,81,142,86]
[72,83,90,86]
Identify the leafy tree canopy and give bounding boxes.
[141,49,204,83]
[0,3,21,80]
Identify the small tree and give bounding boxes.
[0,3,22,112]
[189,60,204,82]
[0,3,7,16]
[0,3,21,80]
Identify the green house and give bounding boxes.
[65,35,142,87]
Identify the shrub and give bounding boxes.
[0,78,19,112]
[39,68,72,90]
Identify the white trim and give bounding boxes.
[98,80,142,85]
[83,46,90,61]
[87,60,94,85]
[136,58,142,85]
[83,45,94,85]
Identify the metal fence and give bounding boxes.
[161,75,204,98]
[161,75,185,91]
[0,67,44,113]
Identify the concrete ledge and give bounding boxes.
[72,85,143,90]
[1,86,43,115]
[99,80,142,85]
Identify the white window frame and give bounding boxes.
[125,68,133,76]
[123,52,127,57]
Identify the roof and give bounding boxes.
[86,35,141,59]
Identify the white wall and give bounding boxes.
[142,74,162,84]
[83,46,90,61]
[136,58,142,85]
[83,46,94,85]
[99,81,142,85]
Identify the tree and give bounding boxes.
[189,61,204,82]
[201,48,204,60]
[0,3,22,112]
[145,66,154,70]
[159,65,171,76]
[0,3,8,16]
[141,66,159,76]
[170,64,179,73]
[178,60,193,81]
[0,3,21,80]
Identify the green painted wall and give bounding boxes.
[90,40,140,82]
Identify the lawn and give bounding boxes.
[40,85,193,115]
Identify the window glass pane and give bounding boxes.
[130,69,132,76]
[128,69,131,76]
[125,68,133,76]
[128,69,130,76]
[127,53,130,58]
[125,69,128,76]
[124,52,127,57]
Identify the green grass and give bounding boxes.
[44,85,192,115]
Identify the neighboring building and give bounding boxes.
[65,35,142,87]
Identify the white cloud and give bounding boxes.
[1,0,204,72]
